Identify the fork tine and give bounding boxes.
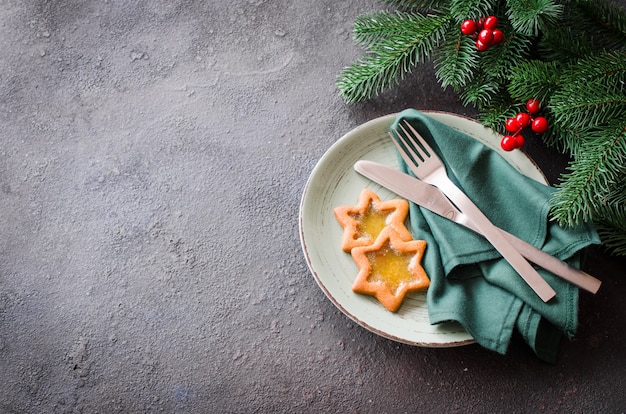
[398,124,428,162]
[389,131,418,169]
[400,121,435,159]
[390,125,427,165]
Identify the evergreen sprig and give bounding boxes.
[538,27,594,61]
[570,0,626,50]
[337,12,451,103]
[506,0,564,36]
[459,77,502,107]
[434,34,478,89]
[551,120,626,226]
[507,60,560,103]
[596,205,626,255]
[449,0,496,21]
[544,51,626,151]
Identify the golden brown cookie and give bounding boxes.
[351,227,429,312]
[333,188,412,253]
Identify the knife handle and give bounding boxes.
[501,230,601,294]
[459,213,601,293]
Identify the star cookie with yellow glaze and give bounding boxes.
[351,227,429,312]
[333,188,412,253]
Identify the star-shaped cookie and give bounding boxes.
[333,188,412,252]
[351,227,429,312]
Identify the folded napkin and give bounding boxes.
[393,109,600,363]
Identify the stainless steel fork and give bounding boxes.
[390,121,557,302]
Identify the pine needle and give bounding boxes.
[507,60,561,103]
[478,29,533,82]
[556,53,626,137]
[595,203,626,256]
[448,0,496,21]
[506,0,563,36]
[434,34,478,89]
[550,121,626,226]
[337,12,451,103]
[570,0,626,51]
[457,78,500,108]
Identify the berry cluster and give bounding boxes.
[500,99,550,151]
[460,16,503,51]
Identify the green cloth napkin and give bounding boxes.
[393,109,600,363]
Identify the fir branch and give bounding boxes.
[561,50,626,89]
[434,33,478,89]
[550,81,626,131]
[550,121,626,226]
[537,26,595,61]
[478,29,534,82]
[472,27,535,128]
[449,0,497,21]
[570,0,626,51]
[594,203,626,256]
[445,26,534,110]
[597,182,626,255]
[457,77,501,108]
[478,99,524,131]
[506,0,564,36]
[353,12,421,46]
[597,176,626,207]
[541,118,582,153]
[536,51,626,151]
[507,60,561,103]
[337,12,451,103]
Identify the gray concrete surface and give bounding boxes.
[1,1,625,413]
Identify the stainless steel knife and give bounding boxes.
[354,160,601,294]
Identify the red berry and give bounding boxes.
[514,134,525,148]
[532,117,549,133]
[526,99,541,114]
[478,29,494,45]
[476,39,490,51]
[492,29,504,45]
[461,20,478,35]
[484,16,498,30]
[505,117,521,133]
[477,17,486,30]
[515,112,532,128]
[501,135,517,151]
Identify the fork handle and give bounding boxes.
[435,174,557,302]
[500,230,601,294]
[459,212,601,293]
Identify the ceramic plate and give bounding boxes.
[299,111,547,347]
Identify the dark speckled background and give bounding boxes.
[1,1,625,412]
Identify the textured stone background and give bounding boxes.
[1,1,625,412]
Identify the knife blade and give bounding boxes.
[354,160,601,294]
